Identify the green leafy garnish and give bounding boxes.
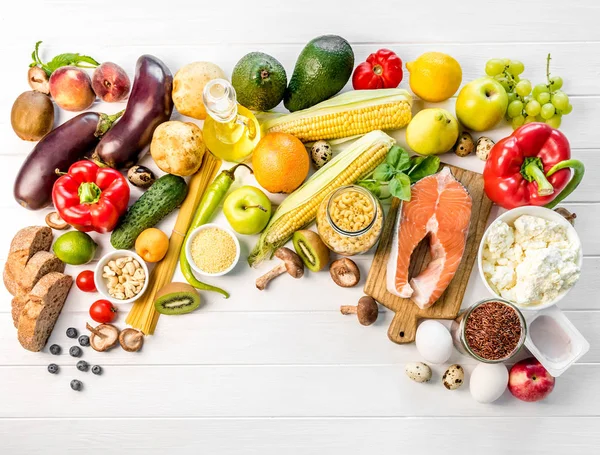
[358,146,440,201]
[30,41,100,76]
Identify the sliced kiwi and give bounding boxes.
[154,282,201,315]
[292,230,331,272]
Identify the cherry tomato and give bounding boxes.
[89,299,117,323]
[76,270,97,292]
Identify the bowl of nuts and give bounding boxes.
[94,250,149,304]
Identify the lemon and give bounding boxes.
[53,231,98,265]
[406,108,459,156]
[406,52,462,102]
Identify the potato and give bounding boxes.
[150,121,206,176]
[172,62,226,120]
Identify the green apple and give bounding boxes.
[455,77,508,131]
[223,186,272,235]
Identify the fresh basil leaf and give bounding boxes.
[386,146,411,172]
[357,180,382,198]
[389,172,412,201]
[408,156,440,183]
[373,163,395,182]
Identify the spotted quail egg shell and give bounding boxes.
[415,320,453,364]
[470,363,508,403]
[405,362,432,383]
[442,364,465,390]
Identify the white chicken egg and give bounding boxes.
[415,320,453,364]
[470,363,509,403]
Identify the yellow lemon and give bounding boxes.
[406,52,462,102]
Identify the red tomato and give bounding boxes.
[90,299,117,323]
[76,270,97,292]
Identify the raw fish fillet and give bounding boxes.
[386,167,472,309]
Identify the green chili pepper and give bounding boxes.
[544,159,585,209]
[179,163,253,297]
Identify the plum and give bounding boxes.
[49,66,95,112]
[92,62,131,102]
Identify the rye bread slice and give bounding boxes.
[17,272,73,352]
[15,251,65,296]
[11,295,28,328]
[3,226,53,296]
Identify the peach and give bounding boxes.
[92,62,131,102]
[49,66,96,112]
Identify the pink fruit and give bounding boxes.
[92,62,131,102]
[49,67,95,112]
[508,357,555,402]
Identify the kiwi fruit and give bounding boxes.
[292,230,331,272]
[11,91,54,141]
[154,282,201,315]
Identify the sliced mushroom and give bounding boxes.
[86,323,119,352]
[255,247,304,290]
[119,328,144,352]
[330,258,360,288]
[45,211,68,230]
[340,296,379,326]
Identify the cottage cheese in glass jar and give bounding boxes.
[316,185,383,256]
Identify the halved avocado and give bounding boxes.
[292,230,331,272]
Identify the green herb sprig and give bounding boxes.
[30,41,100,76]
[358,146,440,201]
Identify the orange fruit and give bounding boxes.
[252,132,309,194]
[135,228,169,263]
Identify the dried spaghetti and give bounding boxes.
[126,153,222,334]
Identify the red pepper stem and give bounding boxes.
[78,182,102,205]
[522,158,554,196]
[544,159,586,209]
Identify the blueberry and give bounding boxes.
[70,379,83,391]
[66,328,78,339]
[49,344,61,355]
[76,360,89,372]
[78,335,90,347]
[69,346,82,358]
[91,365,102,375]
[47,363,59,374]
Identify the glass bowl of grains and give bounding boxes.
[185,223,241,277]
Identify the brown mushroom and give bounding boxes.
[86,323,119,352]
[329,258,360,287]
[340,296,379,326]
[28,66,50,94]
[255,247,304,290]
[119,328,144,352]
[45,211,68,230]
[554,207,576,226]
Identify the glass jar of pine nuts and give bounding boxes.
[316,185,383,256]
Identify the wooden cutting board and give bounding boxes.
[364,164,493,344]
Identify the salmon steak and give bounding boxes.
[386,167,472,309]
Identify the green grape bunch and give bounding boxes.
[484,54,572,130]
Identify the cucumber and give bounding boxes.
[111,174,188,250]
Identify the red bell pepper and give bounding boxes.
[352,49,403,90]
[483,123,584,209]
[52,160,130,233]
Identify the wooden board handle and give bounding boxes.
[387,311,419,344]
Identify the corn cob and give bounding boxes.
[248,130,395,267]
[260,89,412,143]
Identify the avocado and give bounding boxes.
[232,52,287,111]
[284,35,354,112]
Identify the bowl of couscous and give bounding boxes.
[185,223,241,277]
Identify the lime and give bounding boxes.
[53,231,98,265]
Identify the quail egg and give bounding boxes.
[310,140,332,169]
[453,132,474,157]
[442,364,465,390]
[405,362,432,383]
[475,136,495,161]
[127,165,156,189]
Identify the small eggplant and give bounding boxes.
[94,55,173,169]
[14,111,123,210]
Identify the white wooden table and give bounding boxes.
[1,1,599,453]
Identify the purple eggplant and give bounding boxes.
[14,111,123,210]
[93,55,173,168]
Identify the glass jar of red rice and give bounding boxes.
[450,298,527,363]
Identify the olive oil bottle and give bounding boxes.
[202,79,261,162]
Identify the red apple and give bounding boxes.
[92,62,131,102]
[49,66,95,111]
[509,357,555,402]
